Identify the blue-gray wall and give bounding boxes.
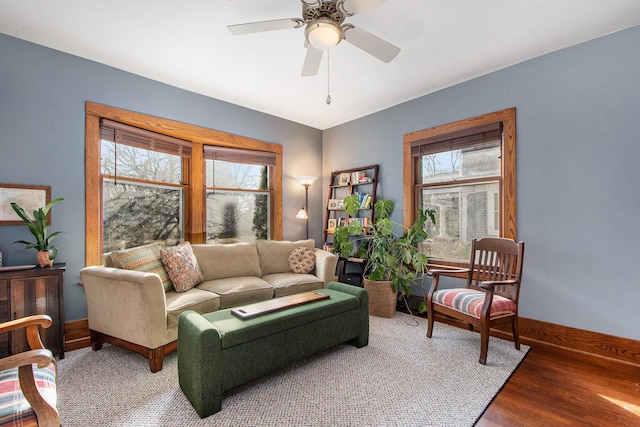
[323,25,640,341]
[2,25,640,341]
[0,34,323,321]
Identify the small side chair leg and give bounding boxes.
[479,322,490,365]
[426,310,434,338]
[512,316,521,350]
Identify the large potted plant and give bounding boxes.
[10,198,64,267]
[333,195,435,317]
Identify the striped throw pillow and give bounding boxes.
[111,243,173,291]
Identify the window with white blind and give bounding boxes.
[99,119,191,252]
[403,108,517,264]
[85,102,284,266]
[203,146,275,243]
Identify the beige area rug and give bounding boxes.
[58,313,528,426]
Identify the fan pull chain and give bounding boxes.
[326,50,332,105]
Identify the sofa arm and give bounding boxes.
[313,249,339,287]
[80,266,170,349]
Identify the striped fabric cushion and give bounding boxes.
[111,243,173,292]
[0,364,57,427]
[433,288,517,319]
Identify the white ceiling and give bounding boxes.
[2,0,640,130]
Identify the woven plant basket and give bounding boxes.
[363,277,397,318]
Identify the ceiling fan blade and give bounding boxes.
[301,45,323,77]
[343,26,400,63]
[228,18,303,35]
[340,0,385,15]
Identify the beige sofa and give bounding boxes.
[80,239,338,372]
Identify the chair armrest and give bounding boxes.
[0,315,52,351]
[427,267,471,277]
[80,266,169,348]
[313,249,339,287]
[0,349,55,371]
[479,279,518,290]
[0,314,52,334]
[0,318,59,427]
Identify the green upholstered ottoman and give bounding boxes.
[178,281,369,418]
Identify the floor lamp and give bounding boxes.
[296,176,318,239]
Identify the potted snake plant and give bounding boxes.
[10,198,64,267]
[333,195,435,317]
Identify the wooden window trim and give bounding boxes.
[403,107,516,268]
[85,102,283,266]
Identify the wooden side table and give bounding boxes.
[0,263,65,358]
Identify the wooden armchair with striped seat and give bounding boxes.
[426,237,525,365]
[0,315,59,427]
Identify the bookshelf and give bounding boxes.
[323,165,378,285]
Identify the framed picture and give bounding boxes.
[0,184,51,225]
[328,199,340,210]
[327,218,337,231]
[339,173,350,186]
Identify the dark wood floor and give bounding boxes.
[476,345,640,426]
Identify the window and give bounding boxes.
[403,108,516,264]
[85,102,283,266]
[100,120,190,252]
[204,146,275,243]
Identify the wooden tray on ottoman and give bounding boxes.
[231,291,330,319]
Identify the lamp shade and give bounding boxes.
[297,175,318,187]
[305,19,342,50]
[296,206,308,219]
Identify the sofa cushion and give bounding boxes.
[256,239,315,275]
[191,243,262,281]
[165,288,221,330]
[161,242,204,292]
[111,243,172,291]
[263,272,323,298]
[196,276,274,309]
[288,247,316,274]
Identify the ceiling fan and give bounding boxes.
[228,0,401,77]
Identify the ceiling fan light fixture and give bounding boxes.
[305,19,343,50]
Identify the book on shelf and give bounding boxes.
[350,171,368,184]
[351,192,372,209]
[362,194,372,209]
[323,242,333,253]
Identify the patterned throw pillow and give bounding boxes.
[160,242,204,292]
[288,247,316,274]
[111,243,173,291]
